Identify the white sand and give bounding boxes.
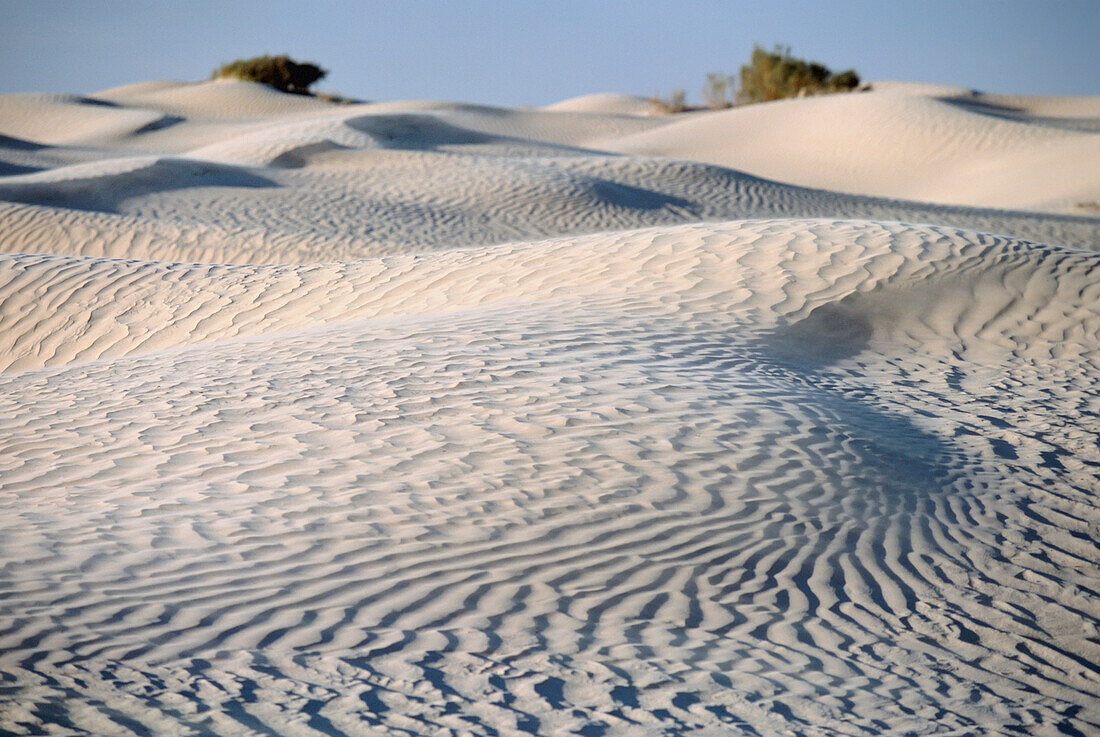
[1,79,1098,736]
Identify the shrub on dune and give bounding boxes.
[652,46,862,113]
[739,45,861,103]
[648,88,688,114]
[211,54,327,95]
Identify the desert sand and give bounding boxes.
[0,79,1098,736]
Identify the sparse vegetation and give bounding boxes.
[647,46,861,114]
[738,45,860,103]
[212,54,327,95]
[648,88,688,114]
[703,73,733,110]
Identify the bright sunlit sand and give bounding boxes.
[1,28,1098,737]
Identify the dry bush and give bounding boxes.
[648,88,688,114]
[703,73,733,109]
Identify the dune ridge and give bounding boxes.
[1,78,1098,736]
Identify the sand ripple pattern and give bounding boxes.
[1,220,1098,735]
[2,84,1099,735]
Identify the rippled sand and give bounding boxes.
[1,79,1098,736]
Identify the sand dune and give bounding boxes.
[91,78,338,118]
[871,81,1100,119]
[0,93,175,146]
[602,87,1100,214]
[1,79,1098,736]
[540,92,661,116]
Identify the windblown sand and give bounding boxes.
[1,79,1098,736]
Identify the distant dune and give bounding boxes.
[0,78,1097,736]
[540,91,661,116]
[601,85,1100,214]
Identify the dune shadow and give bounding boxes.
[610,307,966,513]
[0,134,47,152]
[131,115,186,135]
[344,113,497,150]
[74,95,122,108]
[940,97,1100,133]
[588,178,696,212]
[0,157,277,214]
[268,140,353,169]
[0,161,44,176]
[764,301,874,369]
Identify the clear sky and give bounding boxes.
[2,1,1097,105]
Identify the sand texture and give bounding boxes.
[1,80,1098,736]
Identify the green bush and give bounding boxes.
[212,54,327,95]
[738,45,860,104]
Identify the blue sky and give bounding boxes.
[2,1,1097,104]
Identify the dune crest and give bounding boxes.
[541,92,662,116]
